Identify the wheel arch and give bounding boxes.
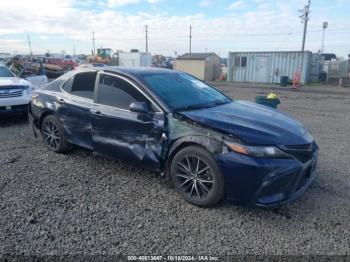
[38,109,55,129]
[164,135,223,181]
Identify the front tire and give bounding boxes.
[41,115,72,153]
[170,146,225,207]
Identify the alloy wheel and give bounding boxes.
[43,120,60,150]
[175,155,214,200]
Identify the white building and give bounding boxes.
[118,51,151,67]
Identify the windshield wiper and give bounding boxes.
[176,104,205,111]
[206,99,229,107]
[176,99,229,111]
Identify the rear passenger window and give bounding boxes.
[97,74,147,109]
[62,77,73,93]
[70,72,97,99]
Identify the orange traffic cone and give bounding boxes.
[292,70,301,89]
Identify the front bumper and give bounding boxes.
[0,95,31,115]
[216,149,318,207]
[0,104,29,115]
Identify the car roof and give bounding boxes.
[108,66,173,73]
[74,66,178,78]
[105,67,177,77]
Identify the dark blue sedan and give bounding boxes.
[29,68,318,207]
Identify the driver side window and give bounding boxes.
[97,74,149,110]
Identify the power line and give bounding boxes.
[98,28,350,42]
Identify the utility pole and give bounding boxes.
[27,34,33,59]
[92,31,96,55]
[145,25,149,54]
[297,0,311,86]
[189,25,192,54]
[300,0,311,52]
[321,22,328,53]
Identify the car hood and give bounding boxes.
[179,101,314,146]
[0,77,31,87]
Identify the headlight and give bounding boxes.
[25,85,35,94]
[224,141,288,158]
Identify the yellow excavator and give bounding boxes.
[87,48,118,65]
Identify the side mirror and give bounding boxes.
[129,101,149,114]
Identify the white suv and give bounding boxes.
[0,64,36,117]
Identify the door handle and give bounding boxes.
[57,98,65,104]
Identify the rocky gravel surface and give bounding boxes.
[0,85,350,257]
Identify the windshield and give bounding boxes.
[0,66,14,77]
[143,73,231,111]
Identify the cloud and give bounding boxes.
[228,1,246,10]
[199,0,213,7]
[107,0,163,6]
[107,0,140,7]
[39,35,49,40]
[0,0,349,57]
[147,0,164,4]
[0,39,25,52]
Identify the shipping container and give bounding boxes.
[118,52,151,67]
[227,51,312,84]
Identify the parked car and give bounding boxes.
[0,63,36,117]
[29,68,318,207]
[43,57,76,71]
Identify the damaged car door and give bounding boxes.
[57,71,97,149]
[91,72,164,170]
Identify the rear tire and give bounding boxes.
[41,115,72,153]
[170,146,225,207]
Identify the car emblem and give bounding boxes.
[4,89,9,94]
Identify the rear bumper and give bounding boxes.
[216,150,318,207]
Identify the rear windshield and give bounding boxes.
[0,66,14,77]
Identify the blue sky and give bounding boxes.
[0,0,349,58]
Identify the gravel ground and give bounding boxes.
[0,84,350,257]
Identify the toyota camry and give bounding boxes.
[29,68,318,207]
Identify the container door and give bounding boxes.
[255,56,269,83]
